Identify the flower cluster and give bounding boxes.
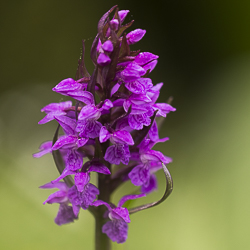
[34,6,175,244]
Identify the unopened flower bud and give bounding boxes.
[126,29,146,45]
[97,53,111,66]
[102,40,114,53]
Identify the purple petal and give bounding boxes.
[123,99,132,113]
[146,137,170,151]
[102,41,113,53]
[101,99,113,110]
[97,53,111,66]
[130,93,152,104]
[151,82,163,92]
[115,117,130,131]
[77,137,89,147]
[54,116,76,135]
[123,100,149,114]
[118,193,146,207]
[112,98,125,107]
[74,172,90,192]
[104,144,130,165]
[38,111,66,124]
[126,29,146,45]
[147,83,163,103]
[112,130,134,145]
[99,126,111,143]
[142,150,172,164]
[138,138,151,152]
[88,162,111,175]
[68,185,80,205]
[33,141,52,158]
[156,137,170,143]
[129,151,140,161]
[39,182,68,192]
[153,103,176,117]
[54,204,78,226]
[148,120,159,141]
[125,78,152,94]
[78,105,100,120]
[141,174,158,194]
[97,38,102,52]
[41,101,72,113]
[128,164,150,186]
[102,220,128,244]
[111,207,130,223]
[121,62,146,82]
[130,104,151,114]
[143,59,158,73]
[82,184,100,209]
[43,190,68,204]
[51,169,75,184]
[148,150,172,164]
[128,113,151,130]
[66,150,83,171]
[134,52,159,66]
[67,90,94,105]
[72,204,81,217]
[111,82,121,96]
[52,135,77,150]
[92,200,111,210]
[69,184,99,210]
[53,78,82,93]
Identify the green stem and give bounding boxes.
[95,174,111,250]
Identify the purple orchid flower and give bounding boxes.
[128,137,172,193]
[99,126,134,165]
[92,193,145,243]
[68,183,99,214]
[51,135,88,180]
[40,182,78,225]
[66,162,110,213]
[74,161,111,192]
[76,98,113,138]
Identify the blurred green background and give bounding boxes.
[1,1,250,249]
